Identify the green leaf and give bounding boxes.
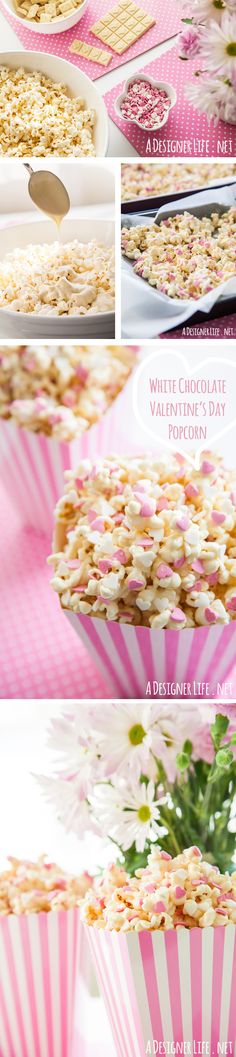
[216,748,234,769]
[176,752,190,772]
[211,714,229,751]
[183,740,193,756]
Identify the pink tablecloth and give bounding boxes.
[0,0,180,80]
[0,482,109,699]
[104,45,236,156]
[160,313,236,340]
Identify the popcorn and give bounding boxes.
[81,848,236,931]
[48,450,236,629]
[0,241,115,316]
[0,344,134,441]
[0,66,95,157]
[0,856,93,915]
[121,209,236,300]
[121,163,236,201]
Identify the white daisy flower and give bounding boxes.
[186,75,236,122]
[37,775,94,837]
[89,702,164,780]
[90,780,161,853]
[47,711,100,798]
[191,0,226,26]
[149,704,213,781]
[200,12,236,77]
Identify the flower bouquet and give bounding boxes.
[179,2,236,125]
[39,705,236,874]
[38,705,236,1055]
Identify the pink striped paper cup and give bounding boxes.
[0,383,130,536]
[64,611,236,699]
[78,912,99,997]
[0,907,80,1057]
[85,924,236,1056]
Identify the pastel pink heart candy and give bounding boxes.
[113,549,127,563]
[176,516,190,531]
[98,559,113,574]
[156,563,173,579]
[171,607,186,623]
[227,596,236,612]
[185,482,199,498]
[128,579,144,590]
[204,607,218,623]
[211,510,226,525]
[201,460,215,474]
[192,560,204,574]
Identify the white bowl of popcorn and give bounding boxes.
[0,216,115,338]
[1,0,88,33]
[0,51,108,156]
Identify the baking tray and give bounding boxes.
[121,184,236,339]
[121,179,236,215]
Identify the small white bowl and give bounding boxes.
[0,216,115,339]
[1,0,88,34]
[115,74,177,132]
[0,51,109,155]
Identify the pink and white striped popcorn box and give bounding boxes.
[78,911,99,997]
[0,907,80,1057]
[64,611,236,699]
[0,381,132,537]
[85,924,236,1056]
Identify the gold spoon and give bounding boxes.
[24,163,70,230]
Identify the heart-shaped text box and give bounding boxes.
[133,350,236,468]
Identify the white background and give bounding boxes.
[0,701,112,872]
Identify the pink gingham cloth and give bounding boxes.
[104,44,236,155]
[0,481,110,699]
[0,0,180,80]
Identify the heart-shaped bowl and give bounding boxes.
[115,74,177,132]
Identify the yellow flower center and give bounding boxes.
[227,43,236,57]
[138,805,151,823]
[129,724,146,746]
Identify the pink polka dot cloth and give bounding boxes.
[0,481,110,699]
[104,44,236,155]
[160,313,236,340]
[0,0,180,80]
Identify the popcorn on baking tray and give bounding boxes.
[121,209,236,301]
[81,846,236,931]
[0,66,95,157]
[48,450,236,629]
[0,241,115,316]
[0,856,93,915]
[0,344,134,441]
[121,163,236,201]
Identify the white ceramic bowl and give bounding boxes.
[115,74,177,132]
[0,216,115,338]
[1,0,88,33]
[0,51,109,155]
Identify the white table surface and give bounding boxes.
[0,10,178,157]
